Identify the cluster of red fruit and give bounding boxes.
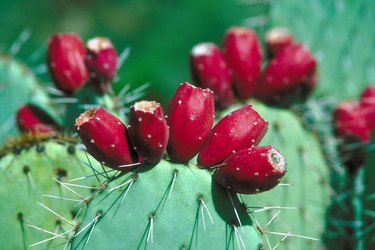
[15,31,290,195]
[16,33,118,136]
[190,27,317,108]
[333,85,375,171]
[47,33,118,94]
[334,86,375,142]
[75,82,287,194]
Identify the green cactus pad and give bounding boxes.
[0,54,56,145]
[71,160,263,249]
[0,139,102,249]
[230,101,330,249]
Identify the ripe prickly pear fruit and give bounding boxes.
[333,100,371,142]
[128,101,169,164]
[266,73,318,107]
[75,107,137,170]
[256,43,316,104]
[47,33,89,93]
[359,85,375,130]
[16,104,57,136]
[198,105,268,168]
[214,146,287,194]
[265,27,294,59]
[166,82,214,163]
[86,37,118,94]
[190,43,233,109]
[224,27,262,99]
[333,100,370,173]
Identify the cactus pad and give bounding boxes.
[0,55,52,144]
[0,139,101,249]
[238,101,330,249]
[71,160,263,249]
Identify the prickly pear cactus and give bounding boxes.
[71,160,262,249]
[0,138,102,249]
[1,1,375,249]
[0,31,330,250]
[0,55,53,144]
[265,0,375,249]
[227,101,329,249]
[64,101,330,250]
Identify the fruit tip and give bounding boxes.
[133,101,159,113]
[268,147,287,173]
[87,37,114,52]
[191,43,215,56]
[75,107,99,128]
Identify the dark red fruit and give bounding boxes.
[75,107,137,170]
[224,27,262,99]
[128,101,169,164]
[214,146,287,194]
[265,27,293,59]
[256,43,316,103]
[190,43,233,109]
[198,105,268,168]
[333,100,371,142]
[16,104,57,136]
[166,82,215,163]
[266,73,318,107]
[360,85,375,130]
[47,33,89,93]
[86,37,118,93]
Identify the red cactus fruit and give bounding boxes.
[333,100,371,142]
[166,82,215,163]
[198,105,268,168]
[213,146,287,194]
[86,37,118,93]
[268,73,318,107]
[360,85,375,130]
[75,107,137,170]
[47,33,89,93]
[128,101,169,164]
[16,104,57,136]
[224,27,262,99]
[265,27,293,59]
[190,43,233,109]
[256,43,316,103]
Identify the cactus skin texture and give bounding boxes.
[237,101,330,249]
[0,139,102,250]
[71,160,262,249]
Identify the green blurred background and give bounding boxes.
[0,0,269,106]
[2,0,375,106]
